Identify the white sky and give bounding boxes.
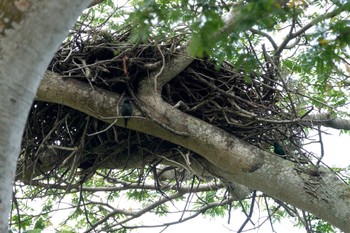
[305,128,350,168]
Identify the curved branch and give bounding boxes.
[37,71,350,231]
[249,29,278,50]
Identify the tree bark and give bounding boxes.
[0,1,89,230]
[306,113,350,130]
[36,71,350,232]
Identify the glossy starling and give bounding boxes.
[273,142,286,156]
[78,158,96,170]
[121,99,132,127]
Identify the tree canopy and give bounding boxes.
[6,0,350,232]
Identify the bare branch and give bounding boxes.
[275,3,349,55]
[249,29,278,50]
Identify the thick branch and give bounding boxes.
[306,113,350,130]
[37,72,350,231]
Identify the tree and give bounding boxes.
[3,0,350,232]
[0,0,91,231]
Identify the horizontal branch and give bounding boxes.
[306,113,350,130]
[22,179,225,193]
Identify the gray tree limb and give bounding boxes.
[306,113,350,130]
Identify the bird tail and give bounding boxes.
[124,118,128,127]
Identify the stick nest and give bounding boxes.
[19,27,309,183]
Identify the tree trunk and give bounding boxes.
[0,1,89,230]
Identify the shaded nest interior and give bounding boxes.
[18,28,310,184]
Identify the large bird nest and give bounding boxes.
[18,26,309,185]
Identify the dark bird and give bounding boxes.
[78,158,97,170]
[121,99,132,127]
[273,142,286,156]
